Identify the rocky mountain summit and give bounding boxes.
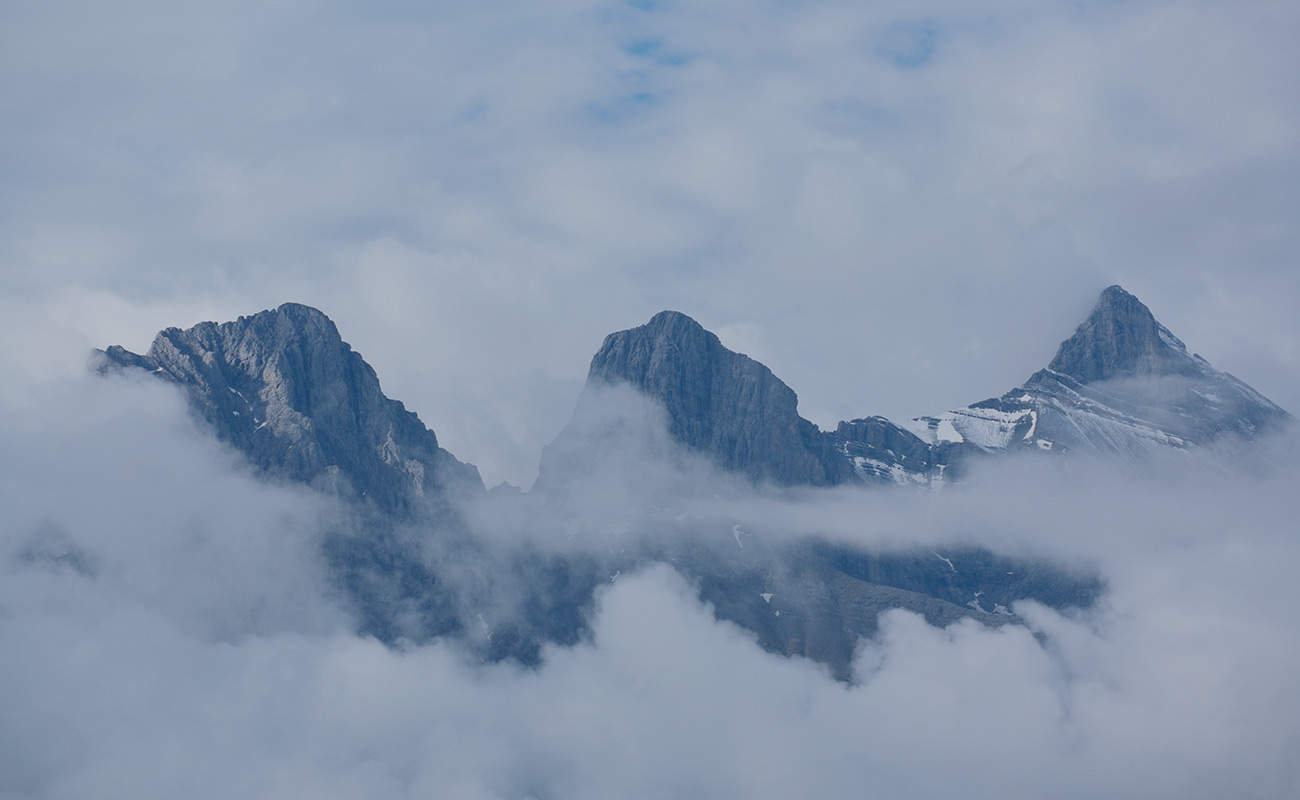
[93,287,1288,680]
[97,302,483,517]
[538,310,852,489]
[543,286,1292,490]
[905,286,1292,468]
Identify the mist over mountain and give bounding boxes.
[543,285,1292,491]
[97,302,483,517]
[86,286,1290,681]
[1,284,1296,798]
[7,0,1300,794]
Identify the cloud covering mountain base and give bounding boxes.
[3,368,1298,799]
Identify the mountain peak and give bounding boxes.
[98,304,483,514]
[546,310,850,487]
[1046,285,1198,384]
[645,309,703,328]
[269,301,336,326]
[1098,283,1137,303]
[587,310,718,388]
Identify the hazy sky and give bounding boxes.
[3,0,1298,486]
[5,4,1300,796]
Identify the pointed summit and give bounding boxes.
[1046,285,1200,384]
[549,310,853,487]
[587,310,716,392]
[97,304,483,514]
[546,286,1295,493]
[990,284,1294,456]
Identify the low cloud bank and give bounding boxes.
[2,366,1298,798]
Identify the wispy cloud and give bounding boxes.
[3,1,1297,485]
[2,6,1300,789]
[2,366,1298,796]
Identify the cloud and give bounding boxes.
[4,0,1298,485]
[2,333,1299,797]
[2,4,1300,793]
[5,524,1299,797]
[0,375,346,641]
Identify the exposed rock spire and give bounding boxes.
[545,287,1292,489]
[1046,284,1200,383]
[97,303,483,515]
[583,310,850,486]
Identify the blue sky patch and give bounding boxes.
[878,22,940,69]
[587,90,660,123]
[622,37,690,66]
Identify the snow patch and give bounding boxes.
[1022,410,1038,440]
[852,456,927,487]
[912,407,1034,451]
[901,417,937,445]
[948,407,1033,450]
[935,417,963,443]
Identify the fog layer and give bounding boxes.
[2,352,1298,798]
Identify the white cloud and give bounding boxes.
[4,0,1297,485]
[2,4,1299,793]
[2,350,1299,796]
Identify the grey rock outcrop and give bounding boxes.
[911,286,1295,462]
[90,288,1278,681]
[582,310,851,486]
[1049,284,1207,383]
[543,287,1292,491]
[657,533,1100,681]
[97,303,483,516]
[538,310,912,489]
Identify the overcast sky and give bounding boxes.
[3,3,1300,795]
[3,0,1298,486]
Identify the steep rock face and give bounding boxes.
[546,286,1291,491]
[577,310,851,486]
[98,303,483,515]
[911,286,1294,460]
[91,300,1110,680]
[832,416,934,486]
[1037,286,1292,444]
[1048,284,1203,383]
[546,310,946,489]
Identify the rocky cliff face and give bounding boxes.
[91,289,1285,681]
[583,310,850,486]
[97,303,483,516]
[542,286,1292,490]
[540,310,913,489]
[911,286,1294,462]
[1048,284,1205,383]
